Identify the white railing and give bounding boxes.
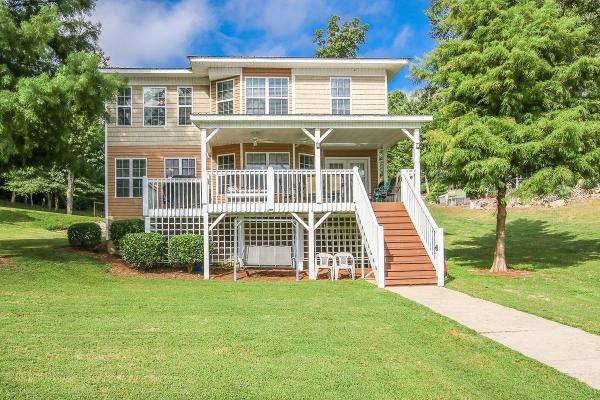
[143,177,203,218]
[206,168,354,213]
[352,167,385,288]
[400,169,445,286]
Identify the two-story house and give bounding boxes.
[101,56,444,288]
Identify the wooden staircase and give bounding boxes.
[372,202,437,286]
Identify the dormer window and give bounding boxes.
[217,79,234,114]
[246,77,288,115]
[331,77,351,115]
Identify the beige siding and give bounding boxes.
[107,84,208,146]
[294,75,330,114]
[294,75,387,115]
[106,145,201,221]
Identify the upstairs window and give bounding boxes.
[165,158,196,177]
[115,158,146,198]
[217,79,234,114]
[143,87,166,126]
[116,87,132,126]
[178,87,193,126]
[245,77,288,115]
[331,77,351,115]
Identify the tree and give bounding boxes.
[0,2,121,170]
[314,15,369,58]
[415,0,600,272]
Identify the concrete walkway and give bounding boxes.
[388,286,600,390]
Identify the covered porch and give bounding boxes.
[142,114,439,288]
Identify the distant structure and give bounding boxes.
[437,189,469,206]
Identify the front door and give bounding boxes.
[325,157,370,192]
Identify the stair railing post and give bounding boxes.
[436,228,445,286]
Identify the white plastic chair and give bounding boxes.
[334,252,355,280]
[316,253,335,280]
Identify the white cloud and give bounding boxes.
[363,24,413,57]
[92,0,215,66]
[223,0,329,38]
[392,25,413,50]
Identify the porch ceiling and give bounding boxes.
[192,114,432,149]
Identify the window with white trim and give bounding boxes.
[217,154,236,194]
[245,77,288,115]
[115,158,146,198]
[246,152,290,169]
[143,87,166,126]
[217,154,235,170]
[178,87,192,126]
[117,87,132,126]
[331,78,351,115]
[299,154,315,169]
[165,158,196,177]
[216,79,234,114]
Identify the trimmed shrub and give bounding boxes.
[109,219,144,249]
[67,223,102,249]
[168,234,204,273]
[120,233,164,270]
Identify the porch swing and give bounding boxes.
[233,217,301,281]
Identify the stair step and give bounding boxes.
[371,202,405,210]
[384,236,422,244]
[385,277,438,286]
[386,262,435,271]
[378,222,415,228]
[385,255,432,263]
[385,242,425,250]
[386,270,436,278]
[385,248,429,257]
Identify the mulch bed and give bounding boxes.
[0,256,12,266]
[60,247,362,282]
[471,269,532,277]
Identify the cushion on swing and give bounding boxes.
[244,245,294,267]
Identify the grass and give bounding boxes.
[0,207,598,399]
[432,200,600,335]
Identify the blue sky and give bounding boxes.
[92,0,435,93]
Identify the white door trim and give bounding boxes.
[324,156,371,190]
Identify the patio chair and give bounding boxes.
[334,252,356,280]
[315,253,335,280]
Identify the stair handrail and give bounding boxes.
[352,167,385,288]
[400,169,445,286]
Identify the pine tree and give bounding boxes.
[415,0,600,272]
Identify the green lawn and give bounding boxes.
[0,206,597,399]
[433,200,600,335]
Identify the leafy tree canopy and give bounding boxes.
[415,0,600,271]
[0,1,122,169]
[314,15,369,58]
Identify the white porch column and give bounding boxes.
[413,128,421,193]
[203,212,210,280]
[200,128,208,205]
[382,146,389,182]
[314,129,322,203]
[307,210,316,280]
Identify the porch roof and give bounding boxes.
[190,114,431,148]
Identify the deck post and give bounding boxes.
[266,166,275,210]
[203,211,210,280]
[413,128,421,194]
[382,147,389,182]
[314,129,322,203]
[307,210,316,279]
[200,128,208,207]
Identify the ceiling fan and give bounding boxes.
[250,131,276,147]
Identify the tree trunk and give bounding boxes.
[30,194,34,207]
[10,191,16,203]
[54,194,59,212]
[46,193,53,210]
[424,174,430,195]
[66,169,74,215]
[490,187,508,272]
